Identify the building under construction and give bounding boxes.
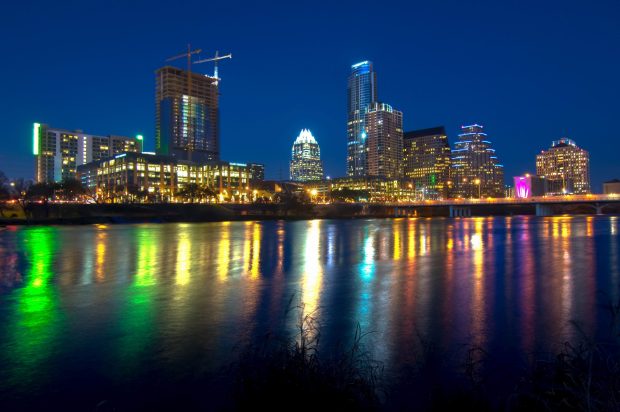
[155,66,219,162]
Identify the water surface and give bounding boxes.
[0,216,618,408]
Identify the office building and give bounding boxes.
[365,102,403,179]
[450,124,504,198]
[290,129,324,182]
[603,179,620,195]
[347,61,377,177]
[403,126,451,199]
[33,123,142,183]
[303,177,416,203]
[536,138,590,194]
[156,66,219,162]
[248,163,265,183]
[78,152,254,203]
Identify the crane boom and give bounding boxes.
[193,53,232,64]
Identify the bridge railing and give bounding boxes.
[379,194,620,207]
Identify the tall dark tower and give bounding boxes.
[155,66,219,162]
[347,61,377,177]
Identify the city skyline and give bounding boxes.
[1,1,619,190]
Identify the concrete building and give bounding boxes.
[403,126,451,199]
[365,102,403,179]
[347,61,377,177]
[450,124,504,198]
[33,123,142,183]
[290,129,324,182]
[156,66,219,162]
[536,138,590,194]
[603,179,620,195]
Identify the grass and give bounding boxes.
[226,294,620,412]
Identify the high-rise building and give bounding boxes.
[290,129,324,182]
[451,124,504,198]
[347,61,377,177]
[248,163,265,183]
[365,103,403,179]
[33,123,142,183]
[403,126,451,199]
[156,66,219,162]
[536,138,590,194]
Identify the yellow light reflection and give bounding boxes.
[393,221,401,260]
[302,220,323,316]
[250,222,261,279]
[407,219,416,259]
[217,222,231,281]
[95,231,106,282]
[175,230,191,285]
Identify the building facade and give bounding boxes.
[403,126,451,199]
[365,102,403,179]
[248,163,265,183]
[513,175,547,198]
[78,152,254,203]
[603,179,620,195]
[33,123,142,183]
[290,129,324,182]
[347,61,377,177]
[303,177,416,203]
[450,124,504,198]
[536,138,590,194]
[156,66,219,162]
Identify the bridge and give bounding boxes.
[379,195,620,217]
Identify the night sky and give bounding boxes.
[1,0,619,189]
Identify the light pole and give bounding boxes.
[474,178,481,198]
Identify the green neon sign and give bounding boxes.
[33,123,40,155]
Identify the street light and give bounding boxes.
[474,178,481,198]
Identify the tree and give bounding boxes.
[330,187,370,203]
[26,182,56,202]
[57,178,87,201]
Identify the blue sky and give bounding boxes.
[0,0,619,189]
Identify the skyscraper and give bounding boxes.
[156,66,219,162]
[365,102,403,179]
[33,123,142,183]
[536,138,590,194]
[451,124,504,198]
[290,129,324,182]
[347,61,377,177]
[403,126,451,199]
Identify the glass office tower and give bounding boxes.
[451,124,504,198]
[403,126,452,199]
[347,61,377,177]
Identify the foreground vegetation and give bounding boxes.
[228,297,620,412]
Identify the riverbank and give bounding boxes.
[2,201,618,225]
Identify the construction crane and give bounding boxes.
[165,44,202,159]
[194,51,232,85]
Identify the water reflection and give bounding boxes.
[0,217,617,402]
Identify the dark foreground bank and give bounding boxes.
[2,302,619,412]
